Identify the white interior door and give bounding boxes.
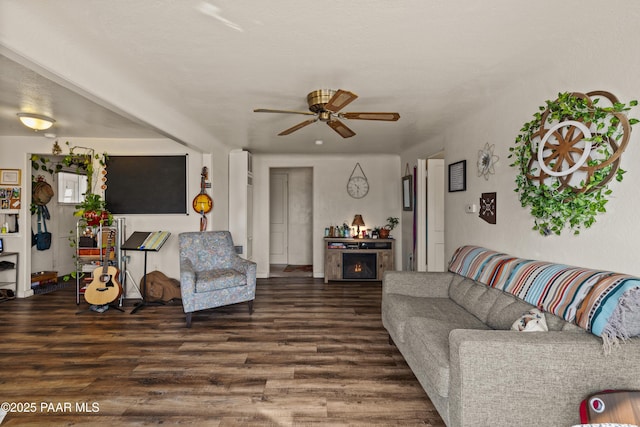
[416,158,445,272]
[426,159,445,271]
[269,172,288,265]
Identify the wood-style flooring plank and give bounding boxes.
[0,278,445,426]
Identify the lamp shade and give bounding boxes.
[351,214,365,227]
[17,113,55,131]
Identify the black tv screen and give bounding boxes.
[105,155,188,214]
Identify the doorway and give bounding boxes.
[29,154,79,277]
[416,156,445,272]
[269,167,313,277]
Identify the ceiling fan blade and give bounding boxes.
[327,119,356,138]
[341,112,400,121]
[324,89,358,113]
[254,108,315,116]
[278,118,318,135]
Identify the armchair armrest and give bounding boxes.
[448,329,640,427]
[179,258,196,293]
[382,271,454,298]
[231,256,257,283]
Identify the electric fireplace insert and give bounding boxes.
[342,252,377,280]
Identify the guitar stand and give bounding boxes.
[75,302,124,315]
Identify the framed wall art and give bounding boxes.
[402,174,413,211]
[0,169,21,186]
[0,187,21,210]
[448,160,466,192]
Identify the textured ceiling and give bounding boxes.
[2,0,638,154]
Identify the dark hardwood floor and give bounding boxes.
[0,278,445,426]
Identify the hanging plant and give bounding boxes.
[509,91,638,236]
[61,142,108,194]
[29,143,109,214]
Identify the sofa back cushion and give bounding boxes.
[449,277,577,331]
[449,245,640,344]
[450,279,507,324]
[486,296,537,330]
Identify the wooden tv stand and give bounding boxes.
[324,238,394,283]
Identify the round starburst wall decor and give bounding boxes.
[477,142,499,180]
[509,91,638,236]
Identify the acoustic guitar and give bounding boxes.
[84,229,122,306]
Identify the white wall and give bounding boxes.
[400,50,640,276]
[0,136,228,297]
[254,154,402,278]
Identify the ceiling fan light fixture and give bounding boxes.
[318,111,332,122]
[254,88,399,138]
[307,89,336,113]
[17,112,55,131]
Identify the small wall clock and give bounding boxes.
[347,163,369,199]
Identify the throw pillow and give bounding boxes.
[511,308,548,332]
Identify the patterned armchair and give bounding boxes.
[178,231,256,327]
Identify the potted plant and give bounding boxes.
[74,193,112,226]
[378,216,399,239]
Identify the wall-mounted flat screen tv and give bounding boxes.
[105,155,188,214]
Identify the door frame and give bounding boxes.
[268,167,314,273]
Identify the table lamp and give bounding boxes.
[352,214,365,238]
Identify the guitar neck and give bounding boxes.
[102,230,114,274]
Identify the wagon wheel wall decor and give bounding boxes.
[509,91,638,236]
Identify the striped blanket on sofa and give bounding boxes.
[449,246,640,349]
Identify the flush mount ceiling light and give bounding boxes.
[17,112,55,131]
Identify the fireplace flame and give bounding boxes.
[354,263,362,273]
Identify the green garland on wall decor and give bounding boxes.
[509,91,638,236]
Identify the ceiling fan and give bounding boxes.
[253,89,400,138]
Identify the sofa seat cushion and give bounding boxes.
[404,317,490,398]
[196,269,246,292]
[384,294,488,343]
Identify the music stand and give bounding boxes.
[121,231,170,314]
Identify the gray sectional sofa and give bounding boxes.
[382,249,640,427]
